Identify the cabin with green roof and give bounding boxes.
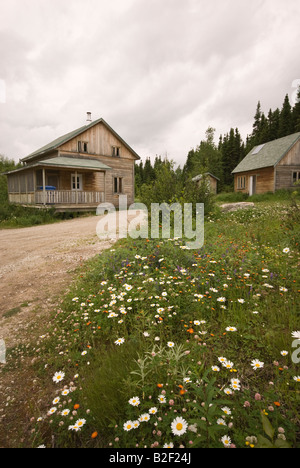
[4,116,140,211]
[232,132,300,195]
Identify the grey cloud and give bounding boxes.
[0,0,299,163]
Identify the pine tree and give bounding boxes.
[278,94,293,137]
[252,101,262,144]
[267,108,280,141]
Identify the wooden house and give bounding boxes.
[192,172,219,194]
[4,116,140,211]
[232,132,300,195]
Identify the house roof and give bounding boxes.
[232,132,300,174]
[21,118,141,162]
[3,156,111,175]
[38,156,111,171]
[192,172,220,182]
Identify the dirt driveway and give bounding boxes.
[0,215,117,348]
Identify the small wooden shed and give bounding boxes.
[232,132,300,195]
[192,172,219,194]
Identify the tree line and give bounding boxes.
[136,87,300,193]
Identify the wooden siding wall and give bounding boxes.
[275,141,300,190]
[59,122,135,161]
[234,167,275,194]
[275,165,300,190]
[57,155,135,205]
[209,176,217,194]
[277,140,300,166]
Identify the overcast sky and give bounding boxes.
[0,0,299,166]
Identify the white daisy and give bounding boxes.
[251,359,264,370]
[139,413,150,422]
[129,396,140,407]
[292,331,300,340]
[75,419,86,430]
[171,416,188,436]
[221,435,232,447]
[221,406,231,416]
[52,371,65,384]
[217,418,227,426]
[158,394,166,404]
[123,420,134,432]
[115,337,125,345]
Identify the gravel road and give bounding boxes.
[0,215,116,347]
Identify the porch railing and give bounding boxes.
[35,190,104,205]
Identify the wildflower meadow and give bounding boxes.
[6,200,299,449]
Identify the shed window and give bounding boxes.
[114,177,123,194]
[112,146,120,157]
[292,172,300,184]
[78,141,88,153]
[237,176,246,189]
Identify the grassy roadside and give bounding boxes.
[1,198,299,448]
[0,203,95,229]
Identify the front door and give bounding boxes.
[249,175,256,196]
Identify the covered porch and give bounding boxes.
[6,156,111,211]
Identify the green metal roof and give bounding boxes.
[3,156,111,175]
[40,156,111,171]
[21,117,140,162]
[232,132,300,174]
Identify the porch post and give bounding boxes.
[104,170,106,202]
[75,170,78,204]
[33,170,37,204]
[42,168,46,205]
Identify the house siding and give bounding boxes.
[7,120,137,208]
[234,167,275,194]
[275,141,300,191]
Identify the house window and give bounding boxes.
[112,146,121,157]
[78,141,88,153]
[114,177,123,194]
[292,171,300,184]
[71,174,83,191]
[237,176,246,189]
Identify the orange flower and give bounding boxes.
[91,432,98,439]
[74,404,80,410]
[187,328,194,334]
[157,383,163,388]
[274,402,281,407]
[180,389,186,395]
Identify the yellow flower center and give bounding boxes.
[176,423,183,431]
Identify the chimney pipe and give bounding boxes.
[86,112,92,122]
